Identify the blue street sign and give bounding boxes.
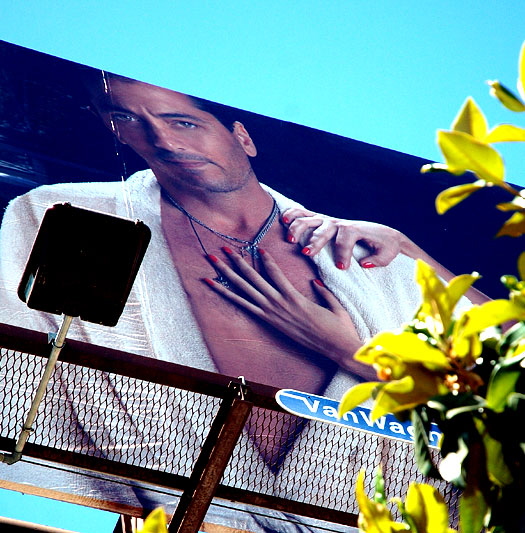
[275,389,440,448]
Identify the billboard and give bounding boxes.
[0,40,519,530]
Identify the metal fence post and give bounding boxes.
[168,379,253,533]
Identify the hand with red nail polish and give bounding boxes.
[202,247,374,380]
[280,207,418,271]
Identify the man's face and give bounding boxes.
[93,79,257,194]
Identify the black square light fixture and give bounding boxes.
[0,202,151,465]
[18,202,151,327]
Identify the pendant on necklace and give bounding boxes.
[243,244,260,258]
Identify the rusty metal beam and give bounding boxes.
[169,381,253,533]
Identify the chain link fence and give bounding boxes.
[0,326,459,527]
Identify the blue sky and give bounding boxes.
[3,1,525,185]
[1,2,524,531]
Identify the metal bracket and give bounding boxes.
[0,315,73,465]
[168,378,253,533]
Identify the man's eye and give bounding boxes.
[172,120,197,129]
[111,113,138,122]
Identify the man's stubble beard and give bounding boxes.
[157,164,257,195]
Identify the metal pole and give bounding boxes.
[0,314,74,464]
[168,380,253,533]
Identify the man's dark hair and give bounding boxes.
[187,95,239,131]
[79,67,240,131]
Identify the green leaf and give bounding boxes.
[355,470,396,532]
[437,130,506,183]
[435,180,486,214]
[373,467,387,505]
[429,392,483,421]
[519,251,525,280]
[495,196,525,212]
[415,259,448,333]
[486,351,525,412]
[451,97,488,140]
[457,299,525,338]
[138,508,167,533]
[497,321,525,356]
[496,211,525,237]
[356,330,451,370]
[485,123,525,143]
[405,483,451,533]
[483,430,514,486]
[507,391,525,411]
[338,381,381,418]
[447,272,482,311]
[372,371,448,419]
[459,488,488,533]
[488,80,525,112]
[416,259,480,335]
[412,408,441,478]
[371,376,415,419]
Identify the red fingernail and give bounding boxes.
[207,254,219,263]
[203,278,215,286]
[314,279,325,287]
[336,261,345,270]
[362,262,376,269]
[301,247,311,256]
[282,216,290,224]
[259,248,266,255]
[222,246,233,254]
[287,234,296,243]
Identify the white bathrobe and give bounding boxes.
[0,169,422,391]
[0,170,427,531]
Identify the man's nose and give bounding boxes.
[149,121,187,151]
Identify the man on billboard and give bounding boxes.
[0,73,487,392]
[0,73,487,532]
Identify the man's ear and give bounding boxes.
[232,121,257,157]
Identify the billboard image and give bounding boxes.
[0,40,521,530]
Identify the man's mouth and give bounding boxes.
[157,154,211,168]
[172,160,208,169]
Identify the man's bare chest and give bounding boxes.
[161,208,320,305]
[159,205,336,391]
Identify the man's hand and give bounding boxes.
[281,207,409,270]
[203,248,377,381]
